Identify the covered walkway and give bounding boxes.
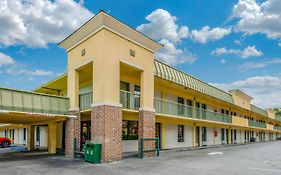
[0,87,72,154]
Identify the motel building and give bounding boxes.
[1,11,281,163]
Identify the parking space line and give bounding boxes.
[249,167,281,173]
[265,161,281,164]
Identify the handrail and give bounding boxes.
[154,98,232,123]
[120,90,140,110]
[140,138,160,159]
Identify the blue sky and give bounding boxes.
[0,0,281,108]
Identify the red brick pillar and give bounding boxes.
[91,103,122,163]
[138,109,156,157]
[65,109,81,159]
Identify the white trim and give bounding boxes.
[139,107,155,112]
[0,110,10,114]
[66,25,104,52]
[75,58,93,70]
[103,25,155,53]
[66,25,156,53]
[91,102,122,108]
[120,59,144,71]
[69,107,80,112]
[67,115,77,118]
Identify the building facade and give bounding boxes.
[0,11,281,163]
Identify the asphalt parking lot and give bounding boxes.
[0,141,281,175]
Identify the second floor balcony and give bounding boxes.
[273,125,281,131]
[248,120,266,129]
[154,98,232,124]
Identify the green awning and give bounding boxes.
[250,104,268,117]
[154,60,234,104]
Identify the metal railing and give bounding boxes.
[79,92,92,111]
[0,87,69,115]
[154,98,232,123]
[120,90,140,110]
[248,120,266,128]
[273,125,281,131]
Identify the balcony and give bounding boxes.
[248,120,266,128]
[273,125,281,131]
[120,90,140,110]
[154,98,232,124]
[0,87,69,115]
[79,92,92,111]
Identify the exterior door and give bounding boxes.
[196,126,200,146]
[226,129,229,144]
[155,123,161,149]
[202,127,207,146]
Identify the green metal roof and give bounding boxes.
[154,60,234,104]
[250,104,268,117]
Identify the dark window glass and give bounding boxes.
[221,129,225,141]
[178,97,184,115]
[196,102,200,108]
[186,99,193,106]
[221,109,225,114]
[120,81,129,91]
[122,120,138,140]
[178,125,184,142]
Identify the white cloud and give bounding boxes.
[156,39,197,65]
[137,9,195,65]
[0,53,53,76]
[191,26,231,44]
[6,65,53,76]
[0,0,93,48]
[234,40,242,45]
[239,58,281,70]
[211,45,263,58]
[136,9,189,43]
[212,76,281,108]
[0,52,15,66]
[221,59,226,64]
[232,0,281,40]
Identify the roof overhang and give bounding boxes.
[59,10,163,52]
[33,73,67,94]
[229,89,253,101]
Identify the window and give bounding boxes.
[122,120,138,140]
[134,85,141,108]
[120,81,129,91]
[221,109,225,114]
[201,104,207,109]
[23,128,26,141]
[81,121,91,148]
[178,125,184,142]
[226,110,229,115]
[196,102,200,108]
[178,97,184,115]
[221,128,225,141]
[186,99,193,106]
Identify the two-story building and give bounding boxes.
[1,11,281,163]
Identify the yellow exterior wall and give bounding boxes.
[232,116,249,127]
[230,93,251,110]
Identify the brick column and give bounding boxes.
[138,109,156,158]
[91,103,122,163]
[65,109,81,159]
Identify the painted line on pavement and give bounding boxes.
[265,161,281,164]
[207,152,223,155]
[249,167,281,173]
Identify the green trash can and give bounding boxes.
[84,142,101,163]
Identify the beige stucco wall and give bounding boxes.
[67,28,155,109]
[232,116,248,127]
[231,94,251,110]
[266,109,276,119]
